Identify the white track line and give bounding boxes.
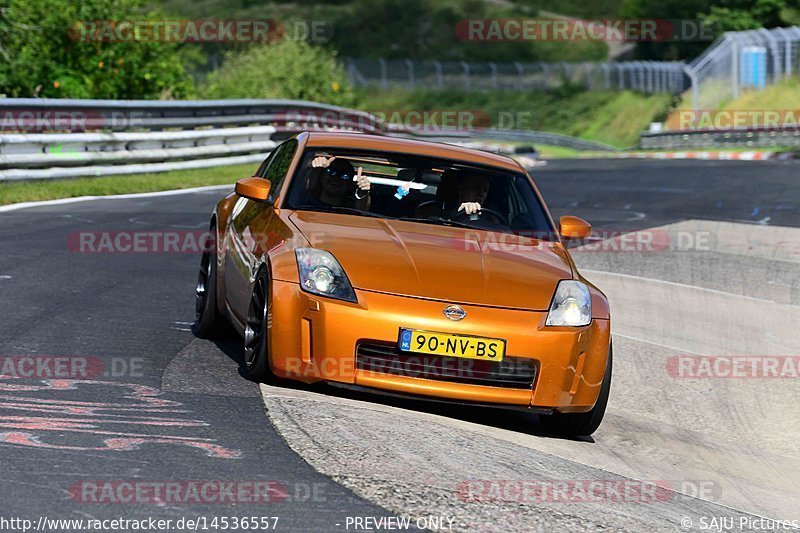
[582,269,781,305]
[0,184,233,213]
[612,332,708,356]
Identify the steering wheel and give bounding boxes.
[413,200,440,217]
[414,200,439,212]
[452,207,509,226]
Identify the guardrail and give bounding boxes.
[4,98,795,180]
[439,128,619,151]
[0,98,387,132]
[0,99,391,181]
[0,126,278,181]
[0,98,617,181]
[1,126,277,168]
[641,127,800,150]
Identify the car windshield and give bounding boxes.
[284,148,555,238]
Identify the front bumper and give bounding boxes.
[269,280,610,412]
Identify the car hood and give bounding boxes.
[289,211,574,311]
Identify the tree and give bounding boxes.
[620,0,715,60]
[0,0,194,98]
[621,0,800,60]
[322,0,607,62]
[703,0,800,32]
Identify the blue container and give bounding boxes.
[740,46,767,89]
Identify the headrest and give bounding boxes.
[436,169,460,205]
[395,168,417,181]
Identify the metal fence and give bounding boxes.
[685,26,800,110]
[345,58,688,94]
[347,26,800,107]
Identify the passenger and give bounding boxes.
[307,155,371,210]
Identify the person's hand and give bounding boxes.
[355,166,370,192]
[311,155,335,168]
[458,202,481,215]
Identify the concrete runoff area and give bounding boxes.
[260,219,800,530]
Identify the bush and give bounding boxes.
[199,40,357,106]
[0,0,194,99]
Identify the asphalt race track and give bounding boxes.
[1,158,798,532]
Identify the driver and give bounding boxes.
[456,174,490,215]
[415,170,491,218]
[307,155,371,210]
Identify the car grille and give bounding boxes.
[356,341,537,390]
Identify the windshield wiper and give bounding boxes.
[394,216,481,230]
[295,205,386,218]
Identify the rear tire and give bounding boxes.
[243,269,274,382]
[538,344,612,438]
[194,224,223,339]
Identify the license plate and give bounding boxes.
[398,328,506,362]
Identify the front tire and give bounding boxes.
[538,344,612,438]
[243,269,273,382]
[194,224,223,339]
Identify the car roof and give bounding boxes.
[301,132,523,172]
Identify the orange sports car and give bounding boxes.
[195,132,611,436]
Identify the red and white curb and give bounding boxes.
[608,151,778,161]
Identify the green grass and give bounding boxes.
[668,77,800,130]
[357,86,674,148]
[534,145,582,158]
[0,164,254,206]
[725,77,800,112]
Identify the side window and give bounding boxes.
[260,139,298,202]
[254,151,276,178]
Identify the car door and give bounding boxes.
[224,139,299,325]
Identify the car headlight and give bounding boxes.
[295,248,357,303]
[545,280,591,327]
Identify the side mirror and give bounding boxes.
[235,178,271,203]
[559,215,591,240]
